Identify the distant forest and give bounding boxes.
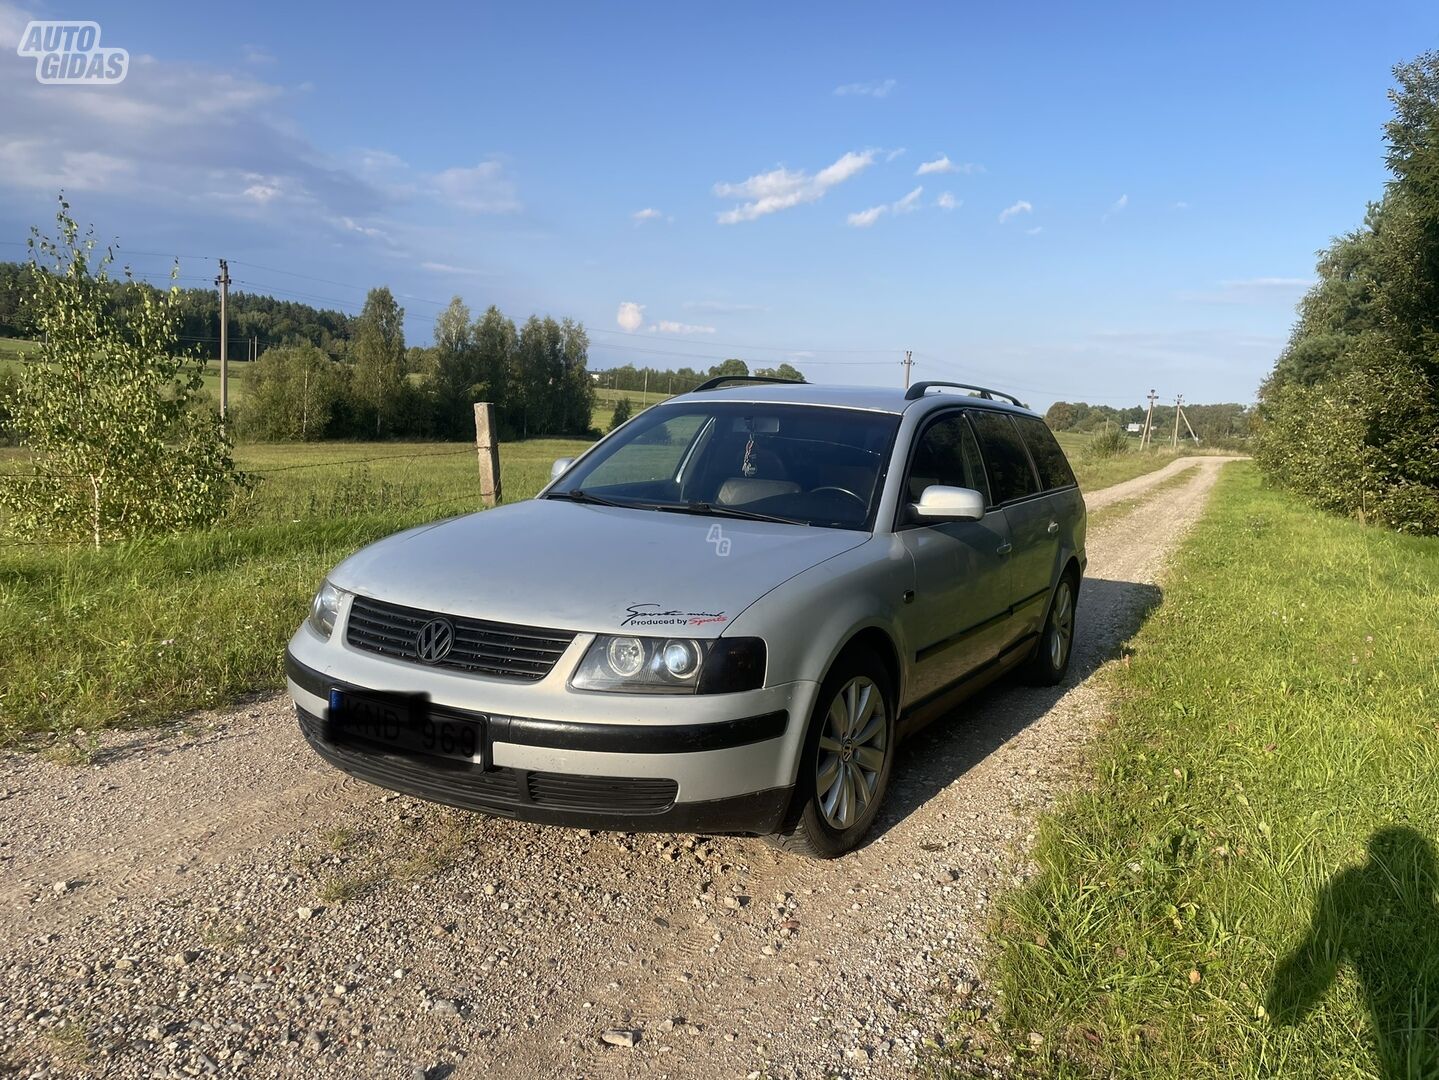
[1044,399,1255,445]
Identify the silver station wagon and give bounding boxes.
[285,378,1086,857]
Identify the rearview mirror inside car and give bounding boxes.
[911,485,986,522]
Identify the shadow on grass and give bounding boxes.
[869,575,1163,842]
[1266,826,1439,1079]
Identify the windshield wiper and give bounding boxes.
[654,501,807,526]
[545,489,643,509]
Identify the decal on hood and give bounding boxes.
[620,603,729,629]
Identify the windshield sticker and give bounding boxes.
[621,603,729,629]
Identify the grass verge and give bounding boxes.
[957,463,1439,1077]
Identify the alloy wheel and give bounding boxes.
[1049,580,1075,670]
[815,676,888,831]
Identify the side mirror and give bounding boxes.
[549,457,574,481]
[911,485,986,522]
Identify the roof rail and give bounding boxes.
[690,374,807,393]
[904,381,1028,408]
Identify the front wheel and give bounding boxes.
[1020,573,1078,686]
[767,647,896,859]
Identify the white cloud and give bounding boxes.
[847,186,924,228]
[242,180,284,204]
[999,200,1033,224]
[421,261,484,276]
[616,301,645,333]
[431,160,521,214]
[1102,193,1128,221]
[632,207,662,222]
[685,299,765,313]
[885,147,907,162]
[1174,200,1190,210]
[846,205,886,228]
[916,154,983,176]
[936,192,958,211]
[335,216,387,239]
[1180,277,1313,304]
[833,79,896,98]
[714,150,876,224]
[650,321,717,335]
[892,186,923,213]
[241,43,276,64]
[1026,226,1044,235]
[0,9,517,260]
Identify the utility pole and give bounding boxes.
[1140,389,1158,450]
[901,350,914,389]
[1180,400,1200,444]
[1171,394,1184,450]
[215,259,230,421]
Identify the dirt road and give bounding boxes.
[0,458,1236,1079]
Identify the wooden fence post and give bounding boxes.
[474,403,501,507]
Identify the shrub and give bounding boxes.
[1256,334,1439,533]
[237,344,343,442]
[610,396,633,431]
[1086,425,1130,459]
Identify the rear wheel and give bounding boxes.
[768,647,896,858]
[1020,573,1077,686]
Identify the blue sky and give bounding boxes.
[2,1,1436,412]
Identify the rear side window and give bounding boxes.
[1015,416,1077,491]
[906,413,991,505]
[968,411,1038,504]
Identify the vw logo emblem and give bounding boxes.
[414,618,455,664]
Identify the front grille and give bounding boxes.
[527,772,678,813]
[346,594,575,681]
[298,708,677,817]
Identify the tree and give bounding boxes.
[1257,52,1439,534]
[1044,401,1076,430]
[0,200,242,544]
[430,297,484,440]
[754,362,805,382]
[708,358,749,378]
[239,344,342,441]
[476,306,518,436]
[610,396,633,431]
[350,286,406,437]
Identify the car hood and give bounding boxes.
[329,498,870,636]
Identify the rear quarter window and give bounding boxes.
[968,411,1039,504]
[1015,416,1078,490]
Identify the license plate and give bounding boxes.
[327,689,487,767]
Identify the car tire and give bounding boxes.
[767,646,896,859]
[1019,572,1078,686]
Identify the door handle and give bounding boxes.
[996,542,1013,556]
[1047,521,1059,535]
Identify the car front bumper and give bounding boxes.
[284,639,817,835]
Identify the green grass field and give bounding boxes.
[0,337,34,361]
[957,464,1439,1077]
[0,437,590,745]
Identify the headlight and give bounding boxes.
[570,635,766,694]
[307,580,348,639]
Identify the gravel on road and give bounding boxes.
[0,458,1235,1079]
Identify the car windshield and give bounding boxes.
[547,402,900,530]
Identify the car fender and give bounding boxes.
[724,534,915,718]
